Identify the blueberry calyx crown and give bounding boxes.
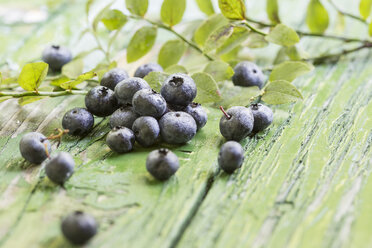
[169,76,184,87]
[99,87,109,96]
[113,126,124,131]
[151,89,158,94]
[250,103,260,111]
[158,148,169,155]
[73,210,84,215]
[190,102,201,108]
[52,45,60,50]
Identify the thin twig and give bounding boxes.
[328,0,367,25]
[242,20,268,36]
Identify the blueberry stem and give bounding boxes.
[47,128,69,148]
[219,106,231,120]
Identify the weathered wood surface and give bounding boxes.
[0,0,372,248]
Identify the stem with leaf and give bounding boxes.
[328,0,367,25]
[0,90,87,98]
[128,15,214,61]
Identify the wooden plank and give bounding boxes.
[0,0,371,247]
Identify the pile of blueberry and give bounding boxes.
[16,45,274,245]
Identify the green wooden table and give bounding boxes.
[0,0,371,247]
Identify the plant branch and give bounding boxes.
[306,42,372,63]
[242,20,268,36]
[129,15,213,61]
[328,0,367,25]
[244,17,369,43]
[0,90,87,98]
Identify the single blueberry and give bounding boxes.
[100,68,129,90]
[61,211,97,245]
[114,77,150,106]
[132,89,167,118]
[250,103,274,133]
[218,141,244,174]
[232,61,265,89]
[62,108,94,136]
[159,112,197,144]
[134,63,163,78]
[184,102,208,131]
[19,132,51,164]
[132,116,160,147]
[161,73,197,107]
[219,106,254,141]
[42,45,72,71]
[146,148,179,181]
[85,86,118,117]
[109,106,139,129]
[45,152,75,185]
[106,126,135,153]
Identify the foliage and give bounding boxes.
[2,0,372,107]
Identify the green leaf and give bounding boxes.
[164,64,188,74]
[86,0,94,15]
[218,0,246,20]
[101,9,127,31]
[220,45,241,62]
[194,14,229,47]
[266,0,280,24]
[360,0,372,20]
[94,61,117,81]
[204,61,234,82]
[216,25,250,55]
[143,71,169,92]
[369,21,372,36]
[18,96,45,106]
[18,62,49,91]
[50,76,70,87]
[245,33,269,48]
[306,0,329,34]
[62,59,84,79]
[204,24,234,53]
[269,61,313,82]
[262,80,303,104]
[284,46,302,61]
[158,40,187,69]
[127,26,157,63]
[195,0,215,16]
[125,0,148,17]
[265,23,300,47]
[192,72,222,103]
[219,86,261,108]
[161,0,186,27]
[60,71,97,90]
[92,1,115,31]
[0,96,12,103]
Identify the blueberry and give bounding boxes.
[146,148,179,181]
[45,152,75,185]
[232,61,265,89]
[106,126,135,153]
[42,45,72,71]
[134,63,163,78]
[132,116,160,147]
[218,141,244,174]
[61,211,97,245]
[109,106,139,129]
[159,112,197,144]
[19,132,51,164]
[184,102,207,131]
[85,86,118,117]
[62,108,94,136]
[132,89,167,118]
[161,73,197,107]
[100,68,129,90]
[114,77,150,106]
[250,103,274,132]
[219,106,254,141]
